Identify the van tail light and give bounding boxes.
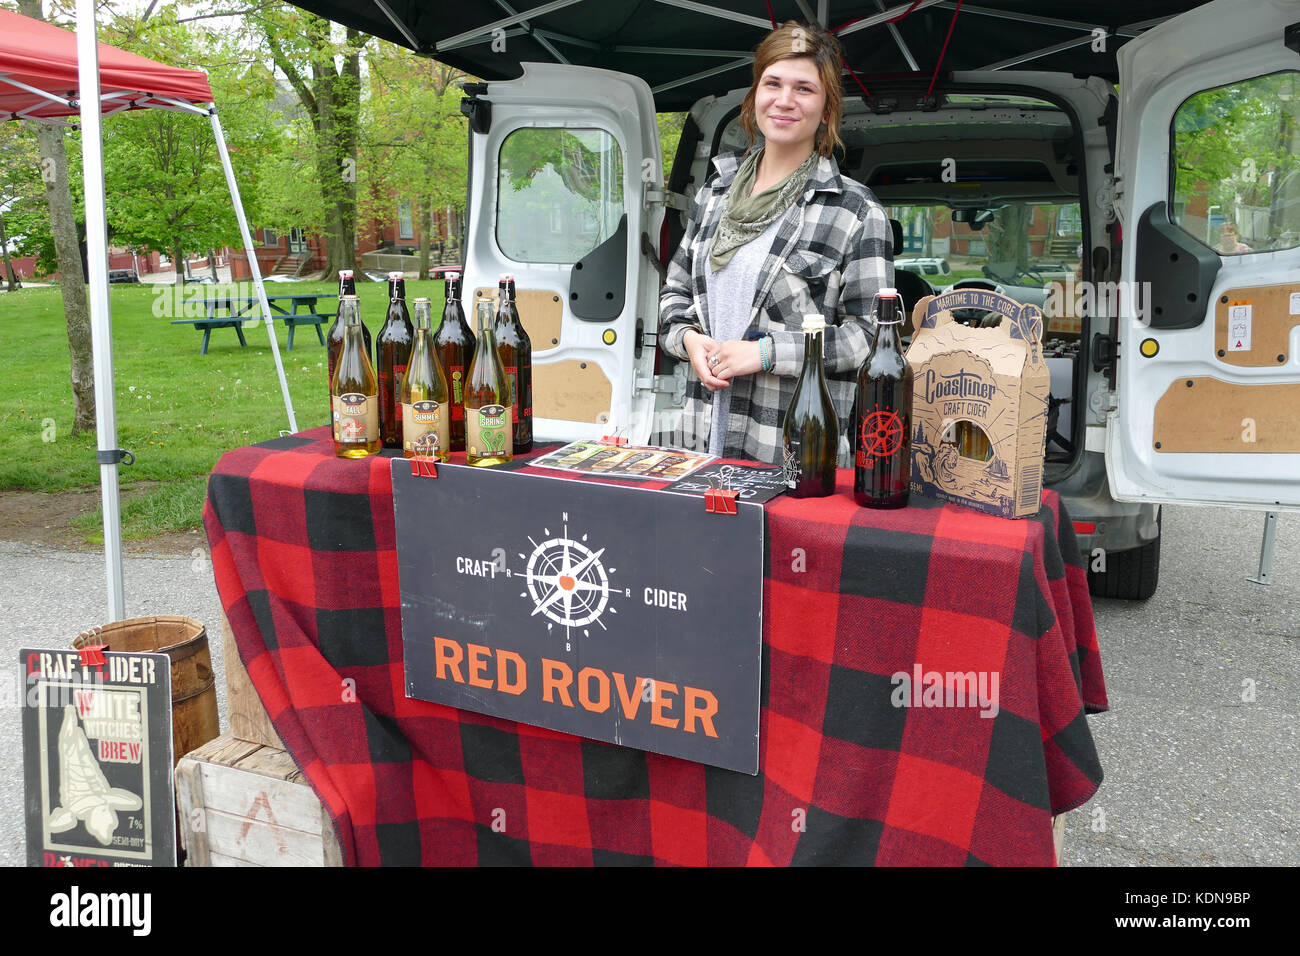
[1073,521,1096,535]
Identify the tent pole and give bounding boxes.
[209,107,298,433]
[75,0,125,621]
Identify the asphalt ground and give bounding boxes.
[0,502,1294,869]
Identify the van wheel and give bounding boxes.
[1088,510,1161,601]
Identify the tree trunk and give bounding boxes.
[35,124,96,434]
[21,0,94,433]
[209,249,219,281]
[0,212,21,291]
[173,240,186,287]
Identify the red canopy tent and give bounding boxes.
[0,4,298,620]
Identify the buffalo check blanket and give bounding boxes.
[204,428,1106,866]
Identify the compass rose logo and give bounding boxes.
[859,404,904,458]
[515,513,626,651]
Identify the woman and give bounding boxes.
[659,20,894,466]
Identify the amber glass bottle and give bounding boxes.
[376,272,414,449]
[432,271,475,452]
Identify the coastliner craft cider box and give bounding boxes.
[905,289,1050,519]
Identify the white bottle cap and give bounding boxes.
[879,287,899,298]
[801,313,825,332]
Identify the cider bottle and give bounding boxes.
[327,269,371,394]
[377,272,414,449]
[331,294,380,458]
[781,314,839,497]
[853,289,913,508]
[401,297,450,461]
[432,271,475,452]
[494,275,533,453]
[464,300,513,466]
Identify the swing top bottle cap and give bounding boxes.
[876,289,903,325]
[801,314,825,333]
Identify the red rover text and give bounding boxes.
[432,636,719,737]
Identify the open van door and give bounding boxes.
[1109,0,1300,510]
[460,62,663,444]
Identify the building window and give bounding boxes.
[262,228,278,246]
[398,201,414,240]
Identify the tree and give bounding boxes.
[17,0,94,435]
[0,124,45,290]
[253,5,367,280]
[363,46,468,277]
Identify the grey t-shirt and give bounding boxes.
[705,209,791,458]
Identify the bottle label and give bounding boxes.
[379,364,406,419]
[505,367,519,424]
[467,403,512,459]
[333,392,377,444]
[402,399,448,459]
[782,439,802,489]
[856,405,907,467]
[521,363,532,419]
[450,367,465,420]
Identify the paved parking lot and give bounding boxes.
[0,502,1295,867]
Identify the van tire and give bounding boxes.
[1088,510,1161,601]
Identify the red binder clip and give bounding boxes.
[704,464,739,514]
[77,644,108,668]
[704,488,739,514]
[409,456,439,478]
[599,435,628,446]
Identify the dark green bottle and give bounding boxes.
[781,314,839,498]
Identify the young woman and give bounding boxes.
[659,20,894,466]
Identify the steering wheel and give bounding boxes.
[945,277,1006,325]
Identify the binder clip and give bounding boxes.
[75,627,108,668]
[409,456,439,478]
[704,465,739,515]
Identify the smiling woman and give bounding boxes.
[658,20,894,467]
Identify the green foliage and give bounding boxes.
[0,280,445,539]
[657,112,687,178]
[361,43,468,239]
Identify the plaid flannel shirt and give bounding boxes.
[659,150,894,466]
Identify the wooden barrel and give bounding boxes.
[73,615,220,766]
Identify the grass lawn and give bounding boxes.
[0,279,447,542]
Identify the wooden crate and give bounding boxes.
[222,613,284,750]
[176,734,340,867]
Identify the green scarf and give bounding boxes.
[709,147,816,272]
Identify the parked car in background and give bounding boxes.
[107,269,139,284]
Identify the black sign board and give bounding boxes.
[22,649,175,867]
[665,462,789,505]
[392,463,764,774]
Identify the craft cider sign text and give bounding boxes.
[392,463,764,774]
[22,649,175,867]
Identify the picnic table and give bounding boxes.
[171,293,338,354]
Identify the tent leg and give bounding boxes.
[75,0,124,621]
[209,108,298,433]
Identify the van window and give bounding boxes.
[1171,72,1300,256]
[496,128,625,263]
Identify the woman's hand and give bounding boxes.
[683,329,729,392]
[708,340,763,383]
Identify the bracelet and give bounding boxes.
[759,336,774,373]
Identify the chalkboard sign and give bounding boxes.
[393,463,765,774]
[22,648,175,867]
[666,462,789,505]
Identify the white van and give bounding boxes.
[457,0,1300,599]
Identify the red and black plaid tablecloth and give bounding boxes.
[204,427,1107,866]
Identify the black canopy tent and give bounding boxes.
[287,0,1217,110]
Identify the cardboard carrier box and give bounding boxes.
[906,290,1050,519]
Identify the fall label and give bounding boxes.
[333,392,378,444]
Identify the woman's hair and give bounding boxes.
[738,20,845,158]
